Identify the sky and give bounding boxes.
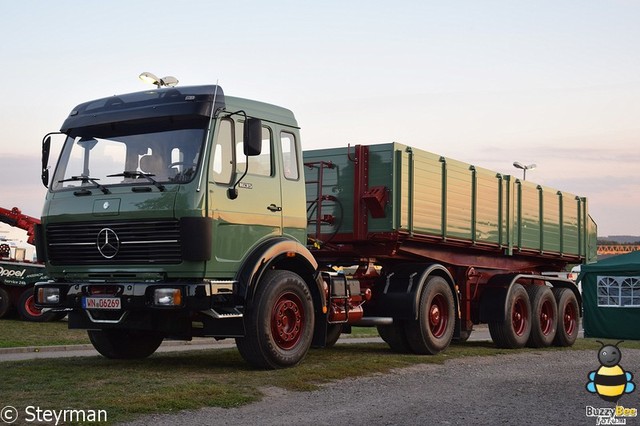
[1,0,639,241]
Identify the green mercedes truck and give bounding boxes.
[35,83,596,368]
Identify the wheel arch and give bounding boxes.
[479,273,582,323]
[544,277,582,314]
[414,265,458,321]
[372,263,458,321]
[235,237,326,345]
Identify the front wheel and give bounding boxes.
[489,284,531,349]
[88,329,163,359]
[404,276,455,355]
[236,270,314,369]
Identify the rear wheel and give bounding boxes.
[88,329,163,359]
[17,288,62,322]
[489,284,531,348]
[453,317,473,342]
[526,286,557,348]
[325,324,342,347]
[0,288,11,318]
[377,320,412,353]
[236,270,314,369]
[405,276,455,355]
[552,287,580,347]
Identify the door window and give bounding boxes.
[280,131,299,180]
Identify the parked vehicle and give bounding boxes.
[569,265,582,294]
[35,83,597,368]
[0,207,62,321]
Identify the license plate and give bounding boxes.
[82,297,121,310]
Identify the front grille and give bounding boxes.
[46,220,181,265]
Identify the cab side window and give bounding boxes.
[211,119,234,184]
[236,124,272,177]
[280,131,299,180]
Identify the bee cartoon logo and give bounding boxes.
[586,340,635,402]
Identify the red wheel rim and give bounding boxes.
[25,295,42,317]
[271,292,305,350]
[429,294,448,338]
[512,298,528,336]
[563,301,577,335]
[539,298,554,335]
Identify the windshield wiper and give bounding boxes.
[58,176,110,194]
[107,171,166,192]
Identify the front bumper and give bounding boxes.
[35,281,215,311]
[34,281,242,336]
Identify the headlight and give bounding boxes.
[37,287,60,304]
[153,288,182,307]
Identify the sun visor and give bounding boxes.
[61,85,225,137]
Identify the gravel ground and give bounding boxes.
[121,348,640,426]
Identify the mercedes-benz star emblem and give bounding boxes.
[97,228,120,259]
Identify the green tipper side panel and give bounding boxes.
[406,153,511,245]
[303,142,596,263]
[408,149,443,235]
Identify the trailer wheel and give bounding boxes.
[488,283,531,349]
[17,288,61,322]
[0,288,11,318]
[526,285,557,348]
[552,287,580,347]
[325,324,342,347]
[454,318,473,342]
[377,320,412,353]
[405,276,455,355]
[236,270,314,369]
[88,329,163,359]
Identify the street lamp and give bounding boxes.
[513,161,536,180]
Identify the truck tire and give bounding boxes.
[88,329,163,359]
[0,287,11,318]
[17,288,62,322]
[488,283,531,349]
[325,324,342,347]
[552,287,579,347]
[453,318,473,342]
[236,270,314,369]
[526,285,557,348]
[404,276,455,355]
[377,321,412,353]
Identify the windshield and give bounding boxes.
[51,127,206,191]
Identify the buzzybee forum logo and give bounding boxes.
[585,341,637,424]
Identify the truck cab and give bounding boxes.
[36,85,324,367]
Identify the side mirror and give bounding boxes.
[41,136,51,187]
[243,118,262,157]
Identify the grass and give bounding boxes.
[0,319,89,348]
[2,320,639,424]
[0,320,379,349]
[0,335,636,424]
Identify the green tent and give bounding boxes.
[580,251,640,340]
